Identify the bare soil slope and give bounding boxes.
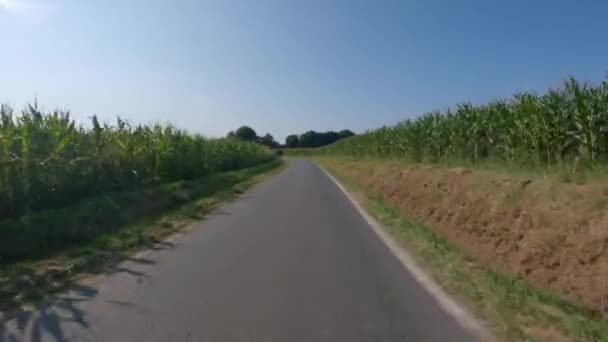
[322,158,608,314]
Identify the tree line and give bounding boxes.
[227,126,355,148]
[227,126,280,148]
[284,130,354,148]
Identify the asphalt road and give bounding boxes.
[1,160,481,342]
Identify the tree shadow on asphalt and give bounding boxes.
[0,254,159,342]
[0,283,96,342]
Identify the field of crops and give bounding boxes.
[321,77,608,170]
[0,103,274,219]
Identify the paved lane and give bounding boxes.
[1,160,480,341]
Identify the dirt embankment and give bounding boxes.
[325,158,608,314]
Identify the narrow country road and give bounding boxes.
[1,160,481,342]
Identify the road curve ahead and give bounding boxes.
[2,160,481,342]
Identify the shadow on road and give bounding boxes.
[0,283,96,342]
[0,254,159,342]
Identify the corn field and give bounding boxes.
[323,77,608,168]
[0,103,274,219]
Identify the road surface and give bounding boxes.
[1,160,481,341]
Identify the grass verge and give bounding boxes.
[317,158,608,342]
[0,159,285,320]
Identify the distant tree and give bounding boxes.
[338,129,355,139]
[285,134,299,148]
[234,126,257,141]
[227,130,235,138]
[323,131,340,146]
[298,131,315,147]
[260,133,278,148]
[297,130,354,148]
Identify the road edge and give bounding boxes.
[315,162,496,342]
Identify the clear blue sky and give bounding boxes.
[1,0,607,142]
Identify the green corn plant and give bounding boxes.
[564,78,601,165]
[320,76,608,172]
[0,104,274,220]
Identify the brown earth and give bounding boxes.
[322,158,608,314]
